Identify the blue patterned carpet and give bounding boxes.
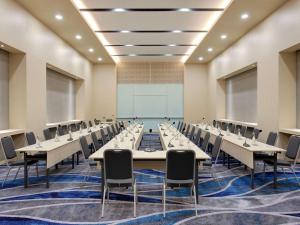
[0,134,300,225]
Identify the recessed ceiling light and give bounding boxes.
[89,48,94,52]
[121,30,130,33]
[75,34,82,40]
[125,44,133,47]
[173,30,182,33]
[241,13,249,20]
[220,34,227,39]
[0,44,4,48]
[114,8,126,12]
[208,47,213,52]
[179,8,191,12]
[165,54,172,56]
[198,57,204,61]
[168,44,176,47]
[97,57,103,61]
[129,54,136,57]
[55,14,63,20]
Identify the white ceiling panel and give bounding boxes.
[77,0,231,9]
[83,12,223,30]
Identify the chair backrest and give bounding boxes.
[57,126,64,136]
[94,119,100,125]
[115,123,121,133]
[201,132,210,152]
[266,132,277,146]
[91,132,101,151]
[212,136,222,158]
[181,123,186,133]
[75,123,81,131]
[100,129,108,145]
[177,121,181,130]
[82,121,87,129]
[221,122,228,131]
[285,135,300,160]
[107,126,114,140]
[89,121,93,127]
[212,120,216,127]
[69,123,77,132]
[189,126,196,140]
[228,123,235,133]
[184,124,190,136]
[253,128,262,139]
[234,124,242,134]
[26,132,36,145]
[193,129,202,146]
[245,127,254,139]
[79,136,91,159]
[240,126,247,136]
[1,136,17,160]
[43,128,53,140]
[178,122,183,132]
[111,125,118,136]
[103,149,133,182]
[166,150,195,182]
[62,125,68,134]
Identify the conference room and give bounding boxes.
[0,0,300,224]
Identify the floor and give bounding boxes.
[0,133,300,225]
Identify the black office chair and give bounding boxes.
[57,126,65,136]
[178,122,183,132]
[82,121,87,129]
[0,136,38,187]
[254,132,278,161]
[91,132,102,151]
[68,123,77,132]
[263,135,300,185]
[212,120,217,128]
[102,149,136,217]
[188,126,196,141]
[43,128,53,140]
[228,123,235,133]
[193,129,202,146]
[181,123,186,134]
[184,124,191,137]
[163,150,197,217]
[61,125,68,134]
[234,125,241,134]
[25,132,36,145]
[201,132,210,152]
[89,121,93,127]
[100,129,108,145]
[94,119,100,125]
[79,136,97,182]
[240,126,247,137]
[107,126,114,140]
[221,122,228,131]
[111,125,118,136]
[177,121,182,130]
[253,128,262,139]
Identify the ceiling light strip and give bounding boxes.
[96,30,208,33]
[112,54,189,56]
[104,44,197,47]
[79,8,224,12]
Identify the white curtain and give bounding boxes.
[0,49,9,130]
[46,68,75,123]
[226,68,257,123]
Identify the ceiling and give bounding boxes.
[16,0,288,64]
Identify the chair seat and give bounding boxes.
[264,159,292,167]
[165,178,194,185]
[9,159,37,167]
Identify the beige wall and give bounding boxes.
[184,64,208,123]
[0,0,93,136]
[91,64,117,121]
[207,0,300,142]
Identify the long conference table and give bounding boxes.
[192,124,286,188]
[90,123,210,203]
[16,124,110,188]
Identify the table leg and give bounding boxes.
[55,164,58,169]
[72,154,75,169]
[77,152,80,165]
[227,154,230,169]
[251,168,254,189]
[24,152,28,188]
[195,161,199,204]
[46,168,49,188]
[100,161,104,202]
[273,152,277,188]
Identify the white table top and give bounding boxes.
[217,119,258,127]
[0,129,25,138]
[46,120,82,128]
[89,124,144,160]
[279,128,300,136]
[158,124,211,160]
[16,125,110,153]
[193,124,285,153]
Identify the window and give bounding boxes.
[46,68,75,123]
[0,49,9,130]
[226,68,257,123]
